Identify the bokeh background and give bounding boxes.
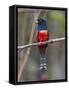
[17,8,65,82]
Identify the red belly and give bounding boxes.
[37,30,49,52]
[38,30,49,41]
[38,30,49,44]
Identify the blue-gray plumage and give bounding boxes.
[37,18,48,30]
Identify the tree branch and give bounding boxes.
[18,10,42,81]
[18,37,65,50]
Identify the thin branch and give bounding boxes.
[18,37,65,50]
[18,10,42,81]
[18,12,28,80]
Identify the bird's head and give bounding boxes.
[36,18,47,31]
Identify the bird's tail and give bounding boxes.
[39,54,48,80]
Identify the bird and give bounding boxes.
[36,18,49,80]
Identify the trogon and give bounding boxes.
[37,18,49,80]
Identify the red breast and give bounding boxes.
[37,30,49,50]
[37,30,49,42]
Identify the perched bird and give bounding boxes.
[37,18,49,80]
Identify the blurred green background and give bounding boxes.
[18,8,65,82]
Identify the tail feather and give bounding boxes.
[40,56,47,71]
[39,53,48,80]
